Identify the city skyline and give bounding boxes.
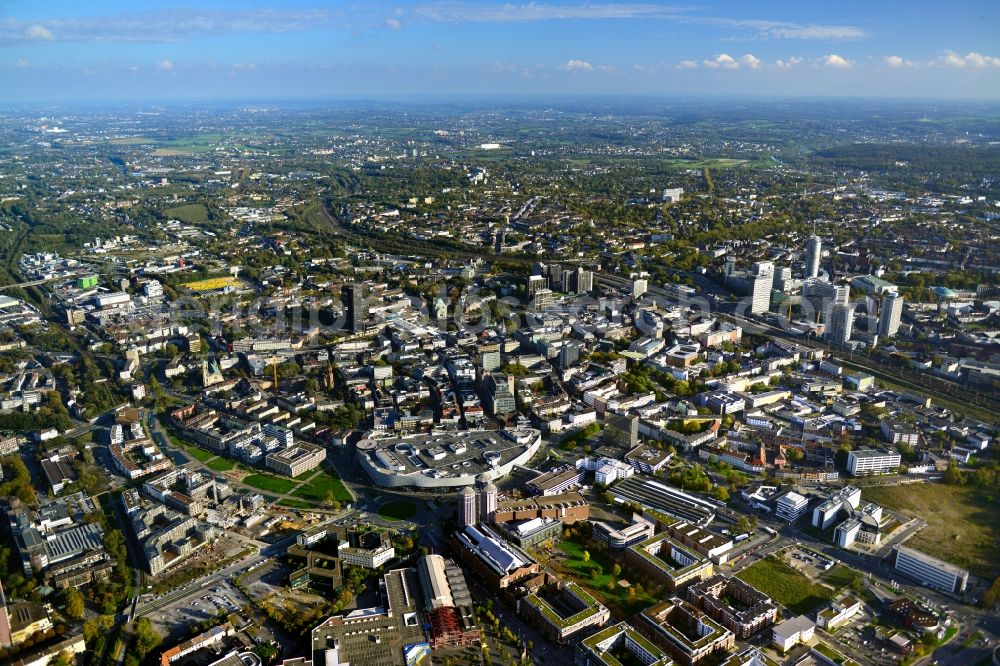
[2,0,999,101]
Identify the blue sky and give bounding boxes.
[1,1,998,101]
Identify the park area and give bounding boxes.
[862,483,1000,578]
[736,556,834,615]
[553,539,659,616]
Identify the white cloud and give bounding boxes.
[704,53,739,70]
[741,54,761,69]
[823,54,851,68]
[883,55,914,68]
[561,59,594,72]
[384,17,403,30]
[414,3,687,23]
[157,59,173,71]
[0,9,336,44]
[410,4,866,40]
[14,57,29,68]
[677,59,699,69]
[775,56,803,69]
[739,21,865,40]
[25,24,54,40]
[940,50,1000,68]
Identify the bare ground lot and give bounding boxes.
[862,483,1000,578]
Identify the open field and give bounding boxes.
[242,473,298,495]
[377,500,417,521]
[106,137,156,145]
[164,203,210,224]
[663,157,749,168]
[736,556,834,615]
[862,483,1000,578]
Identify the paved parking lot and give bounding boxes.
[148,579,251,638]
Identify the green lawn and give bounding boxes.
[205,457,236,472]
[291,469,352,502]
[183,445,215,463]
[278,498,314,509]
[242,473,298,495]
[377,500,417,521]
[862,483,1000,578]
[822,565,860,590]
[737,556,834,615]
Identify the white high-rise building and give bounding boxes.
[632,279,648,299]
[878,292,903,338]
[458,486,477,527]
[749,262,774,315]
[827,303,855,346]
[805,235,822,279]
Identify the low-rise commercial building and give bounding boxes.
[576,622,673,666]
[816,594,863,631]
[265,442,326,477]
[686,575,779,639]
[453,524,539,591]
[638,598,735,666]
[775,492,809,522]
[891,545,968,594]
[519,582,610,644]
[847,449,901,476]
[626,533,713,591]
[771,615,815,653]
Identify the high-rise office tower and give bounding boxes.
[493,228,507,254]
[878,292,904,338]
[342,283,367,333]
[805,235,822,279]
[827,303,855,346]
[803,279,849,323]
[575,267,593,294]
[479,481,498,523]
[749,261,775,314]
[458,486,477,527]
